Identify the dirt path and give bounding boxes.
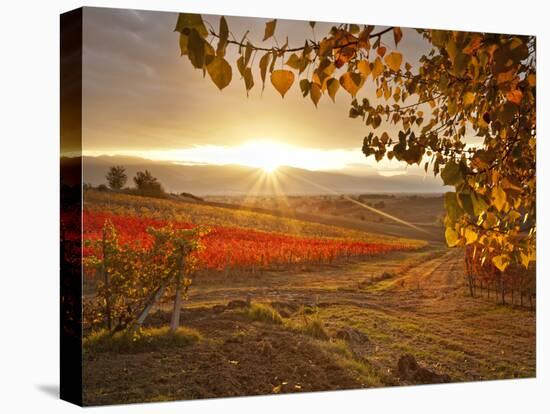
[83,247,536,405]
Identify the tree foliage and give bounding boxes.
[174,13,536,271]
[106,165,127,190]
[133,170,165,197]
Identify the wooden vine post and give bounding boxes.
[101,223,112,330]
[170,246,187,333]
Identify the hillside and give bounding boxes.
[78,155,450,195]
[83,189,425,247]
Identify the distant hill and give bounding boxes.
[76,155,450,195]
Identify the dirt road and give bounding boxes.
[83,247,536,405]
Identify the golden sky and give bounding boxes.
[82,7,432,176]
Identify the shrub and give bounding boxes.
[246,303,283,324]
[299,318,329,340]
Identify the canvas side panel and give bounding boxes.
[60,7,83,407]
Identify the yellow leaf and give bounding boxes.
[326,78,339,102]
[263,19,277,41]
[496,69,515,85]
[285,53,301,70]
[310,82,322,106]
[372,57,384,79]
[506,89,523,105]
[206,56,232,90]
[492,255,510,272]
[464,228,478,245]
[393,27,403,46]
[339,72,364,97]
[463,92,475,106]
[270,70,295,98]
[445,227,460,247]
[491,186,507,212]
[384,52,402,72]
[357,60,371,77]
[520,250,535,268]
[527,74,536,87]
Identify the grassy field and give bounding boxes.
[81,191,535,405]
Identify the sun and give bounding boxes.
[261,162,280,173]
[237,140,284,173]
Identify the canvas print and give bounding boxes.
[60,6,536,406]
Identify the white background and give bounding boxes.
[1,0,547,412]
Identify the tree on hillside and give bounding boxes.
[174,13,536,271]
[133,170,165,197]
[106,165,127,190]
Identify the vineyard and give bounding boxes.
[84,190,422,245]
[82,210,419,274]
[67,191,424,332]
[464,245,536,308]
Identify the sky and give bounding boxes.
[82,7,433,176]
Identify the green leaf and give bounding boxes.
[441,161,463,186]
[263,19,277,41]
[206,56,232,90]
[271,70,294,98]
